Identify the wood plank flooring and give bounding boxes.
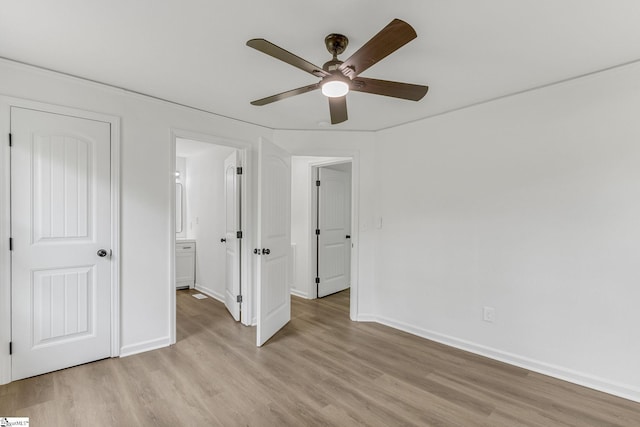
[1,289,639,426]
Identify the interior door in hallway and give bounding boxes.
[223,151,241,321]
[317,166,351,298]
[256,138,291,346]
[11,107,112,380]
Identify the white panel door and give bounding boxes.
[224,151,240,321]
[317,167,351,297]
[11,107,112,380]
[256,138,291,346]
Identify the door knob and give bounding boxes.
[220,238,226,242]
[97,249,108,257]
[346,235,351,239]
[262,248,271,255]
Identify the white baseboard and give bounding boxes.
[356,313,377,322]
[120,336,171,358]
[195,284,224,303]
[368,314,640,403]
[290,289,309,299]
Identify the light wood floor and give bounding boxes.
[1,289,639,426]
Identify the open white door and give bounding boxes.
[317,167,351,297]
[223,151,241,321]
[256,138,291,346]
[11,107,112,380]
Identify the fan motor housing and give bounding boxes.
[323,59,343,72]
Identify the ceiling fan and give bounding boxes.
[246,18,429,125]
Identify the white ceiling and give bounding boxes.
[1,1,639,131]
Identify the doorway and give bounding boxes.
[174,137,245,323]
[290,156,354,305]
[169,138,361,347]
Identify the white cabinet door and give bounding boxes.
[224,151,240,321]
[176,242,196,288]
[317,167,351,297]
[11,107,112,380]
[256,138,291,346]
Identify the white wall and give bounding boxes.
[290,156,316,299]
[374,61,640,401]
[185,144,236,301]
[0,59,272,369]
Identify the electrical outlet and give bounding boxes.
[483,306,495,323]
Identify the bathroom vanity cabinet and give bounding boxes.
[176,240,196,289]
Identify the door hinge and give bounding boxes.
[236,167,243,175]
[236,295,243,303]
[8,133,12,147]
[9,342,12,355]
[9,238,13,251]
[236,231,243,239]
[315,229,320,235]
[316,180,321,186]
[315,277,320,284]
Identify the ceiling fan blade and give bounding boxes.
[250,83,320,106]
[351,77,428,101]
[247,39,329,78]
[328,96,348,124]
[339,19,417,79]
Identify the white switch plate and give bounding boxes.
[483,306,495,323]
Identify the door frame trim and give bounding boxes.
[0,96,121,385]
[169,129,254,344]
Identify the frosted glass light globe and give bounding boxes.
[321,80,349,97]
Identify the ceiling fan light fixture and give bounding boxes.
[247,19,428,124]
[321,79,349,98]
